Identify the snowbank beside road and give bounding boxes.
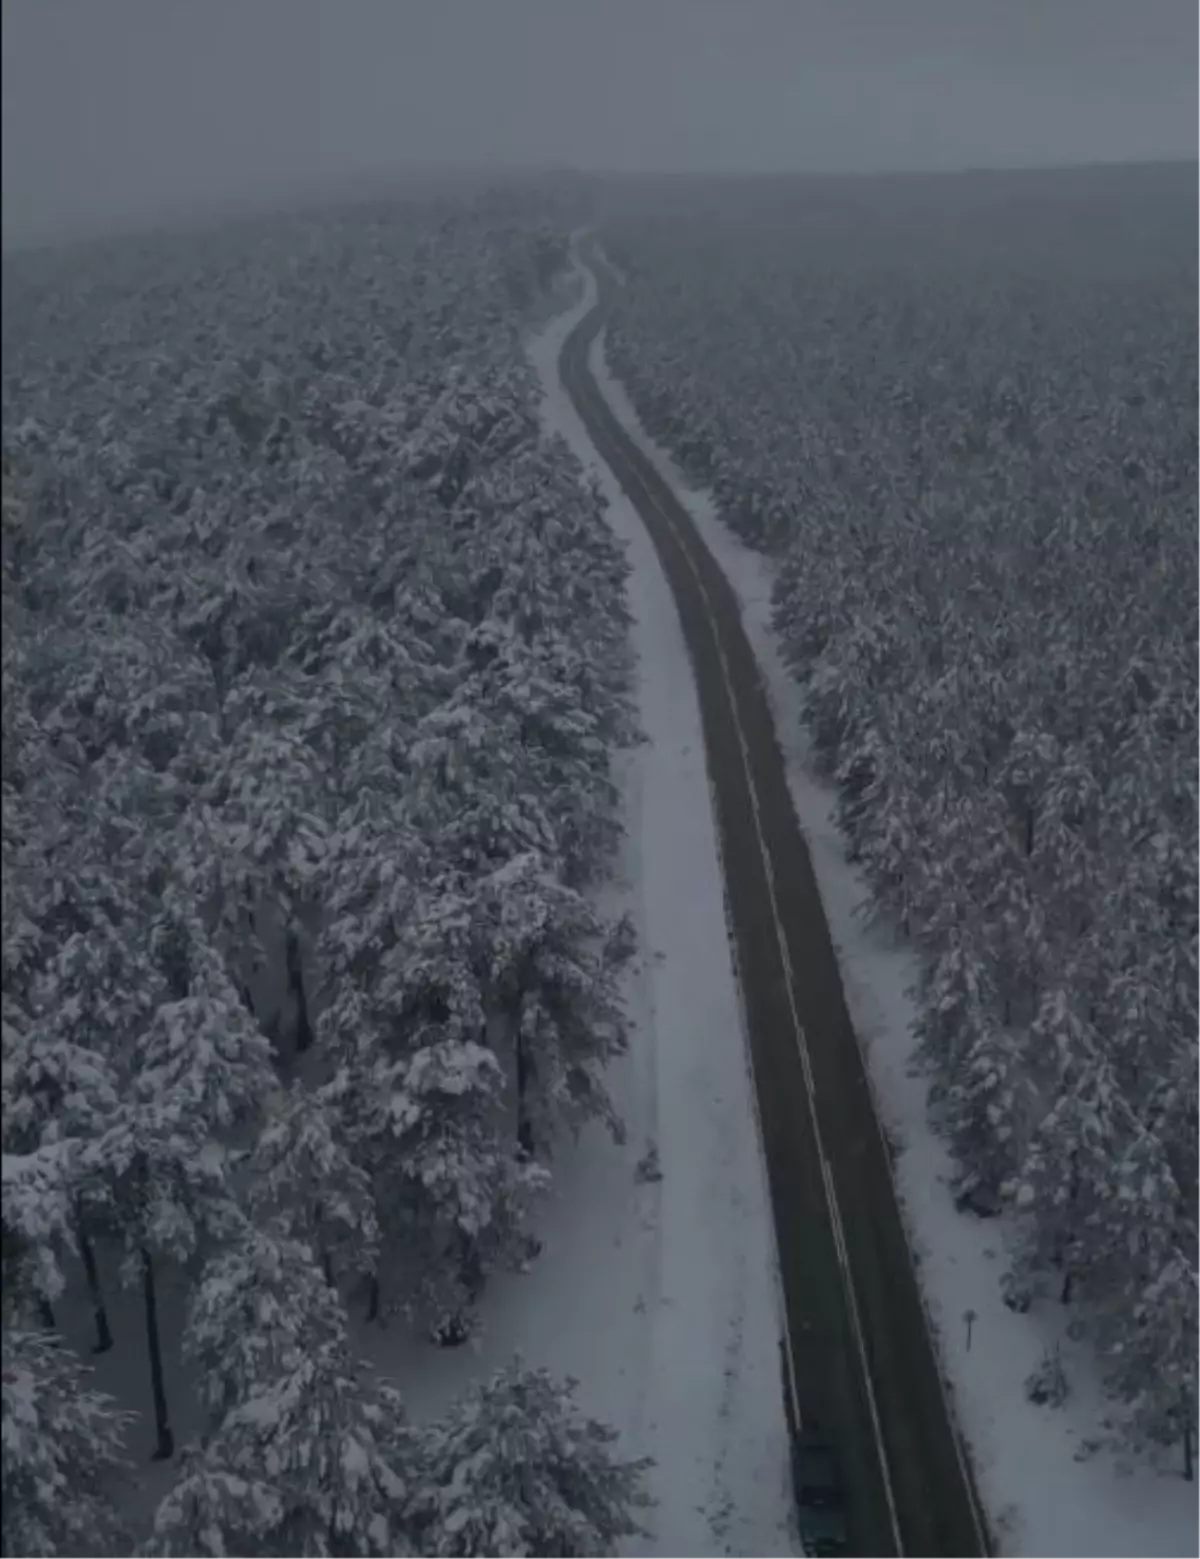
[587,278,1198,1559]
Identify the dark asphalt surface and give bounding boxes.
[561,241,991,1559]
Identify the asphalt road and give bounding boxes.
[561,241,992,1559]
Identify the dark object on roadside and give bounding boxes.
[432,1312,474,1348]
[1000,1269,1033,1314]
[953,1173,1002,1219]
[634,1144,662,1184]
[1025,1347,1069,1408]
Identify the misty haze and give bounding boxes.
[2,3,1196,1557]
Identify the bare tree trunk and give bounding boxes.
[76,1208,113,1353]
[460,1235,485,1305]
[1183,1413,1194,1483]
[37,1297,56,1332]
[286,928,313,1054]
[434,1233,484,1348]
[141,1248,174,1461]
[515,1027,536,1160]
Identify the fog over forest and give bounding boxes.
[3,0,1197,244]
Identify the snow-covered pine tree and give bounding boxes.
[189,687,331,1060]
[1101,1251,1198,1481]
[135,1452,284,1559]
[1,1141,78,1326]
[191,1340,410,1557]
[941,1016,1035,1218]
[4,929,131,1351]
[332,1036,548,1341]
[472,849,634,1157]
[404,697,559,881]
[318,842,548,1335]
[180,1278,414,1559]
[1005,1023,1122,1304]
[153,1225,410,1557]
[408,1361,652,1557]
[91,908,275,1459]
[184,1221,351,1431]
[1,1326,132,1558]
[450,613,630,888]
[244,1080,379,1292]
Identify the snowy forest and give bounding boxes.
[1,189,653,1555]
[600,163,1198,1474]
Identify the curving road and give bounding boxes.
[561,240,991,1559]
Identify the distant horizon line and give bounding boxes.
[3,153,1195,254]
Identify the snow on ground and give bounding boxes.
[586,264,1200,1559]
[358,266,796,1558]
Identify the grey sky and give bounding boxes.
[3,0,1196,242]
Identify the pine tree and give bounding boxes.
[1006,1037,1121,1304]
[244,1081,379,1291]
[91,910,275,1458]
[1,1141,78,1320]
[472,850,634,1155]
[185,1223,348,1429]
[153,1227,411,1557]
[1,1327,132,1557]
[318,846,551,1333]
[335,1038,548,1337]
[198,1362,409,1557]
[4,936,126,1351]
[1102,1251,1199,1480]
[136,1451,284,1559]
[190,706,330,1059]
[408,1362,652,1557]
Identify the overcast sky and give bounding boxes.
[3,0,1196,242]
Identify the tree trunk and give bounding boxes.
[141,1247,174,1461]
[434,1233,484,1348]
[286,928,313,1054]
[1184,1413,1194,1483]
[515,1026,536,1159]
[365,1272,380,1323]
[76,1210,113,1353]
[320,1249,335,1290]
[460,1234,485,1305]
[37,1297,56,1332]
